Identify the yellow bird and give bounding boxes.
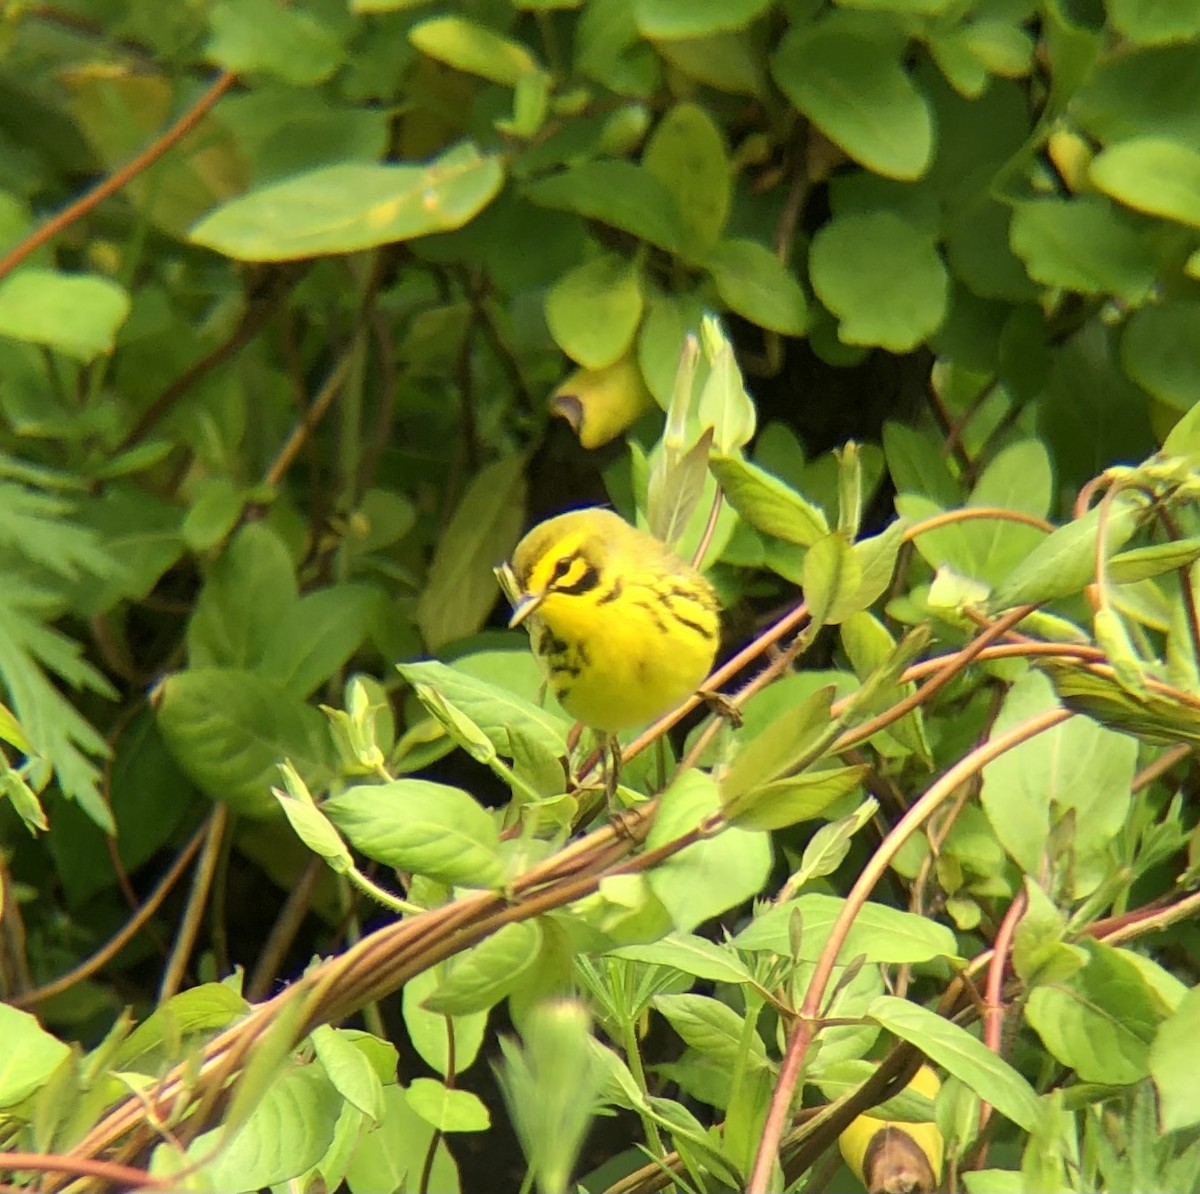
[502,508,721,735]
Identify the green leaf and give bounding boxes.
[843,0,954,11]
[311,1025,385,1121]
[188,522,298,670]
[1045,661,1200,747]
[810,211,949,351]
[275,783,353,874]
[259,584,385,699]
[792,801,877,887]
[883,421,961,507]
[397,658,569,762]
[155,668,332,818]
[1150,984,1200,1132]
[180,477,246,552]
[804,532,862,628]
[1072,44,1200,150]
[1108,0,1200,46]
[191,144,505,261]
[646,771,772,933]
[772,19,934,181]
[114,983,249,1072]
[0,1003,71,1108]
[633,0,772,38]
[207,0,343,85]
[652,993,770,1070]
[524,160,680,253]
[1109,537,1200,585]
[344,1085,459,1194]
[610,933,754,985]
[988,492,1145,610]
[406,1078,491,1132]
[187,1064,341,1190]
[409,15,542,85]
[733,893,958,965]
[1090,137,1200,229]
[1025,940,1164,1085]
[980,670,1136,896]
[494,1000,604,1194]
[704,239,807,335]
[696,314,758,456]
[219,87,390,186]
[0,269,130,361]
[710,453,828,545]
[869,995,1040,1131]
[402,968,489,1079]
[849,520,907,614]
[0,586,115,830]
[653,30,766,97]
[322,779,505,889]
[643,102,730,256]
[1121,300,1200,411]
[720,685,836,805]
[64,486,183,617]
[0,484,115,583]
[904,439,1053,587]
[1009,196,1157,303]
[417,455,526,650]
[729,766,868,831]
[545,253,643,369]
[424,921,543,1014]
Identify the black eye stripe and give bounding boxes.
[552,556,573,581]
[555,563,601,596]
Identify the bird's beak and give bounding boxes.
[508,590,546,628]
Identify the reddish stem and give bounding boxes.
[0,71,237,282]
[747,706,1072,1193]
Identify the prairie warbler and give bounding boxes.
[500,508,720,736]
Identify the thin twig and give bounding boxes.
[978,888,1028,1141]
[245,856,324,1002]
[159,805,228,1002]
[119,273,299,450]
[262,347,359,488]
[0,70,238,282]
[747,707,1072,1193]
[12,824,208,1007]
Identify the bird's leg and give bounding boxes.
[604,731,643,839]
[603,731,621,812]
[699,689,743,728]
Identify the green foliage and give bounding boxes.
[5,2,1200,1193]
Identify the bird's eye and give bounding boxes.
[551,556,574,582]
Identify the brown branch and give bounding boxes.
[0,71,237,283]
[11,823,209,1008]
[748,706,1073,1193]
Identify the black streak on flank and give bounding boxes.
[634,598,668,635]
[669,582,717,612]
[659,589,716,640]
[670,612,715,640]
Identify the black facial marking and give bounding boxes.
[544,630,570,656]
[555,562,601,596]
[552,556,573,582]
[597,577,623,605]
